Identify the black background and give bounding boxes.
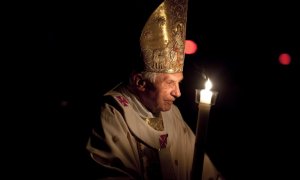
[46,0,299,179]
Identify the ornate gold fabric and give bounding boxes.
[144,113,164,131]
[140,0,188,73]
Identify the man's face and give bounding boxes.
[142,72,183,114]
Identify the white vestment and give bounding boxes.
[86,84,222,180]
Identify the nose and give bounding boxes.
[171,84,181,98]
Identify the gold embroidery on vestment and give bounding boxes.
[144,113,164,131]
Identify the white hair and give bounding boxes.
[140,71,158,84]
[128,71,158,86]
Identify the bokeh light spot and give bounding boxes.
[278,53,291,65]
[185,40,197,54]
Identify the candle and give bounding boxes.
[191,78,218,180]
[200,79,213,104]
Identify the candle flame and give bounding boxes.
[205,79,212,90]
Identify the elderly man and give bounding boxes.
[86,0,223,179]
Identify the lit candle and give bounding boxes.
[191,78,218,180]
[200,79,213,104]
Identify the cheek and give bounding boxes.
[160,87,171,96]
[157,90,170,101]
[147,90,162,104]
[146,90,159,101]
[148,85,168,101]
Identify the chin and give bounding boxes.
[161,105,172,112]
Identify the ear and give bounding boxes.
[133,74,146,91]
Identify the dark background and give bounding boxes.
[46,0,299,179]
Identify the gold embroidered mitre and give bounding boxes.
[140,0,189,73]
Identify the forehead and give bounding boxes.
[157,73,183,82]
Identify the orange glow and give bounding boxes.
[185,40,197,54]
[278,53,291,65]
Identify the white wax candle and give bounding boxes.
[200,79,213,104]
[200,89,212,104]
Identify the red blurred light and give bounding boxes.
[278,53,291,65]
[185,40,197,54]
